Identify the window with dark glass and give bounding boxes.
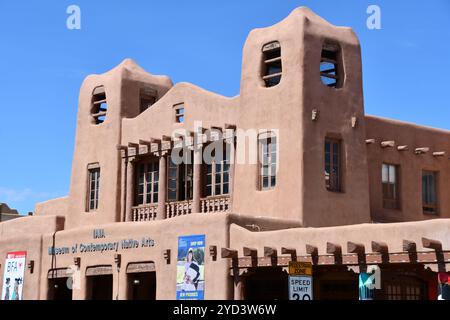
[167,150,193,201]
[261,41,282,87]
[325,138,341,192]
[320,43,342,88]
[135,160,159,205]
[174,104,185,123]
[260,135,277,190]
[140,88,157,113]
[91,86,107,124]
[382,164,399,209]
[204,145,230,197]
[422,171,438,214]
[88,167,100,211]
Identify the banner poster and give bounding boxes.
[176,235,205,300]
[359,272,375,300]
[2,251,27,300]
[438,273,450,300]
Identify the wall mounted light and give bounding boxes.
[73,257,81,268]
[27,260,35,273]
[163,249,171,264]
[209,246,217,261]
[114,254,121,269]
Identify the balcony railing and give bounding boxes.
[131,203,158,222]
[166,200,192,218]
[131,195,230,221]
[201,195,230,213]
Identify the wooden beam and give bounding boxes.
[221,248,238,259]
[365,139,376,144]
[433,151,446,157]
[243,247,257,257]
[306,244,318,256]
[326,242,342,255]
[397,145,409,151]
[415,147,430,155]
[371,241,388,254]
[422,237,442,251]
[347,241,365,254]
[138,139,152,146]
[381,141,395,148]
[264,246,277,258]
[403,240,417,252]
[281,247,297,261]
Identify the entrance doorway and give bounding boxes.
[47,277,72,300]
[243,267,288,300]
[127,272,157,300]
[314,266,359,300]
[86,274,113,300]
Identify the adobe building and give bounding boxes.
[1,7,449,300]
[0,203,21,222]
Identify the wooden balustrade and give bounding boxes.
[200,195,230,213]
[131,203,158,222]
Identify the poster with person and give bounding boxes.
[2,251,26,300]
[176,235,205,300]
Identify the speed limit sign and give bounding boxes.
[289,275,313,300]
[288,262,313,300]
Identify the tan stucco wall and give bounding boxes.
[230,218,450,256]
[366,115,450,223]
[39,213,232,300]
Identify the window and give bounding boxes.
[259,134,277,190]
[174,104,185,123]
[204,145,230,197]
[382,164,399,209]
[422,171,438,214]
[135,160,159,205]
[140,88,157,113]
[320,43,342,88]
[87,166,100,211]
[91,86,107,124]
[261,41,282,87]
[325,138,341,192]
[167,150,193,201]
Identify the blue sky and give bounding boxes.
[0,1,449,214]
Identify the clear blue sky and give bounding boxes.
[0,1,449,215]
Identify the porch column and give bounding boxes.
[192,145,202,213]
[125,156,135,222]
[225,133,235,208]
[157,151,167,220]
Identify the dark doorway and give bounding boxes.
[379,266,432,300]
[86,275,113,300]
[243,267,288,300]
[48,278,72,300]
[127,272,157,300]
[314,266,359,300]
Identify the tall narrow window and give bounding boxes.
[140,87,157,113]
[167,150,193,201]
[204,145,230,197]
[320,43,342,88]
[422,171,438,214]
[174,104,185,123]
[88,166,100,211]
[259,134,277,190]
[382,164,399,209]
[325,138,341,192]
[91,86,107,124]
[135,160,159,205]
[261,41,282,87]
